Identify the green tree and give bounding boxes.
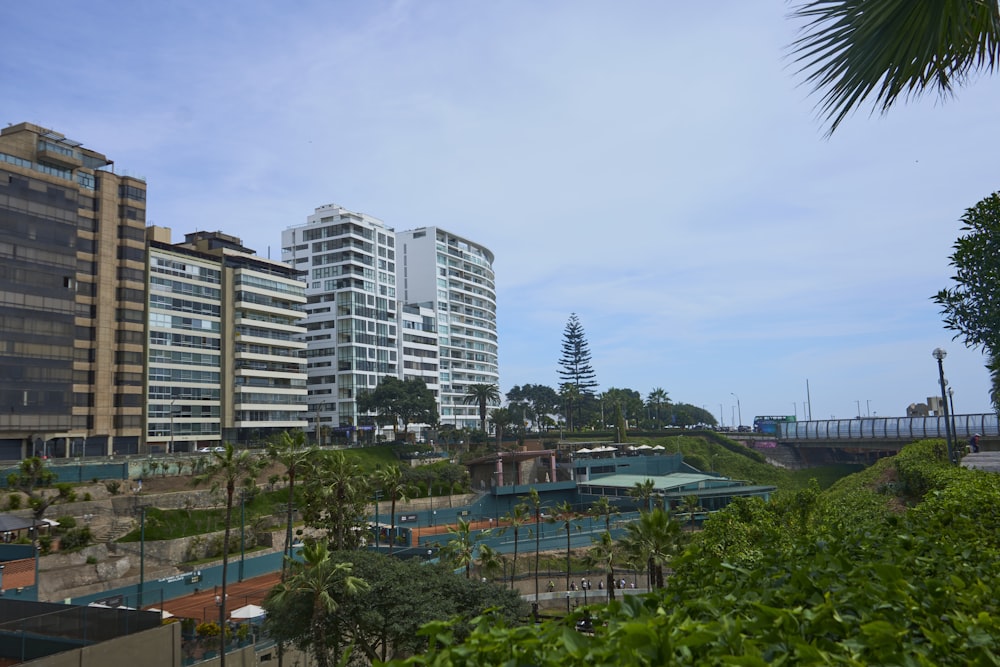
[499,503,530,590]
[600,387,644,429]
[7,457,75,522]
[487,408,513,452]
[194,443,262,667]
[323,550,525,663]
[267,429,314,576]
[612,403,628,443]
[357,377,438,439]
[629,479,657,512]
[679,494,701,531]
[557,314,599,407]
[461,383,500,435]
[933,192,1000,412]
[300,451,370,550]
[789,0,1000,136]
[646,388,670,428]
[374,464,408,556]
[506,384,560,432]
[620,507,682,589]
[589,496,617,534]
[439,518,482,579]
[584,530,619,601]
[264,541,367,667]
[549,500,578,591]
[476,544,504,584]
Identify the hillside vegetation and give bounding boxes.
[389,440,1000,666]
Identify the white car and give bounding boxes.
[198,446,226,453]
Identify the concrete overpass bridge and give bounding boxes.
[735,413,1000,467]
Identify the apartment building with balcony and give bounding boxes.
[175,231,308,446]
[282,204,400,442]
[396,228,498,431]
[0,123,148,458]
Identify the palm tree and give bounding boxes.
[265,541,367,667]
[620,508,682,589]
[646,388,669,428]
[195,443,262,667]
[477,543,504,584]
[679,494,701,531]
[462,383,500,435]
[499,503,530,590]
[629,479,657,513]
[550,501,578,591]
[373,464,408,555]
[441,518,479,578]
[789,0,1000,136]
[526,489,542,602]
[488,407,514,452]
[589,496,617,534]
[267,430,314,577]
[585,531,619,602]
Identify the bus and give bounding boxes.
[753,415,796,435]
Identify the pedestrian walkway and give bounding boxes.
[961,451,1000,473]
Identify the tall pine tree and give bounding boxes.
[557,313,598,394]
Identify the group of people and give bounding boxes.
[556,577,635,592]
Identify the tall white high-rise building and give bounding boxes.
[396,228,498,431]
[282,204,402,442]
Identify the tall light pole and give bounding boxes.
[730,393,742,428]
[932,348,955,464]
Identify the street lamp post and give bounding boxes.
[932,348,955,464]
[730,393,742,429]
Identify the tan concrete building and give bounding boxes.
[0,123,148,457]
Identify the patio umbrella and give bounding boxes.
[229,604,266,620]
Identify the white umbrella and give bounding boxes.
[147,607,174,619]
[575,448,592,454]
[230,604,266,620]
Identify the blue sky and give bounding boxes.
[4,1,997,425]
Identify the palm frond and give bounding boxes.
[789,0,1000,135]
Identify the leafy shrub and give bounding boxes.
[104,480,122,495]
[7,494,20,511]
[196,621,221,637]
[59,526,92,551]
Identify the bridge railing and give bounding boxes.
[778,414,999,441]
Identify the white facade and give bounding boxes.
[399,302,440,394]
[396,228,498,431]
[227,250,309,436]
[282,204,400,441]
